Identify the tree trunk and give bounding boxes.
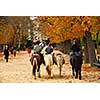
[63,40,71,54]
[96,32,99,54]
[84,31,97,66]
[83,36,89,63]
[56,40,71,54]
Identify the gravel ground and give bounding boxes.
[0,50,100,83]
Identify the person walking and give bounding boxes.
[4,45,9,62]
[10,46,14,56]
[13,46,16,57]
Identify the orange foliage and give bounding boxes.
[39,16,100,43]
[0,23,14,44]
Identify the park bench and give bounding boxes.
[93,56,100,68]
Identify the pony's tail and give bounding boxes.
[33,57,37,66]
[32,57,37,76]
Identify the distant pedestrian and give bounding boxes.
[13,46,16,57]
[10,46,14,55]
[62,48,64,53]
[27,48,32,57]
[4,45,9,62]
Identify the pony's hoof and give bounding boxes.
[38,75,41,78]
[75,76,78,79]
[79,76,82,80]
[37,72,41,78]
[73,74,75,76]
[72,75,75,78]
[32,76,36,80]
[50,76,53,79]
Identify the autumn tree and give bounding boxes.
[7,16,31,49]
[39,16,100,66]
[0,17,14,44]
[0,16,32,50]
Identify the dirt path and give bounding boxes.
[0,50,100,83]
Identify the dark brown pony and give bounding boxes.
[30,53,42,79]
[70,52,83,80]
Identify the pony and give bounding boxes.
[53,53,65,77]
[30,53,42,79]
[70,52,83,80]
[44,54,53,78]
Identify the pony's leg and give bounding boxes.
[37,64,41,78]
[79,67,82,80]
[32,65,36,79]
[70,59,75,77]
[29,53,30,57]
[46,66,50,75]
[32,58,37,79]
[6,58,8,62]
[72,65,75,76]
[43,59,45,65]
[50,66,53,78]
[59,65,62,77]
[41,55,45,65]
[46,66,52,78]
[75,69,78,79]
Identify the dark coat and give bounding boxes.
[4,49,9,59]
[71,44,80,52]
[45,46,53,54]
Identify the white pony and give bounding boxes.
[53,53,65,77]
[44,54,53,78]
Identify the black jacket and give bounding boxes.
[71,44,80,52]
[4,49,9,57]
[46,46,53,54]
